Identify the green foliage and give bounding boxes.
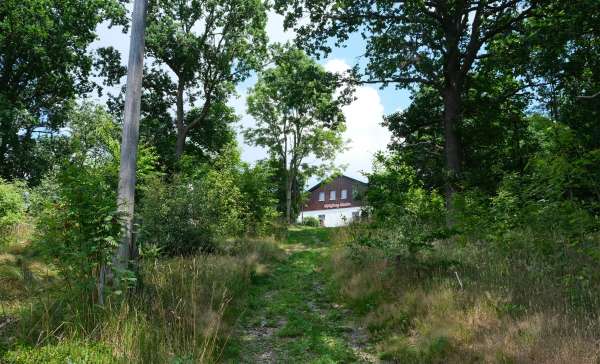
[0,179,25,242]
[130,0,268,163]
[245,44,349,222]
[34,164,121,295]
[238,161,280,235]
[0,0,127,182]
[300,216,320,227]
[138,174,240,256]
[363,153,446,255]
[31,105,159,298]
[3,342,114,364]
[263,155,307,221]
[139,146,257,255]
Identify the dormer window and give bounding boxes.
[330,190,336,200]
[341,189,348,200]
[318,192,325,201]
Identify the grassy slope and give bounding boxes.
[5,224,596,363]
[327,227,600,364]
[0,231,283,363]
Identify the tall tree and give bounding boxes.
[144,0,268,161]
[0,0,127,182]
[244,46,349,223]
[275,0,541,216]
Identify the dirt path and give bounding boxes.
[227,228,379,363]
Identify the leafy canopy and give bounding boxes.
[245,45,349,174]
[0,0,127,182]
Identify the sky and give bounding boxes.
[91,10,412,183]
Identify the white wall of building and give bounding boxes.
[298,207,361,227]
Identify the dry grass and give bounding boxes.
[327,229,600,364]
[1,233,282,363]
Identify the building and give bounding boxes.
[298,175,368,227]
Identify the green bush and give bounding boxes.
[238,162,280,235]
[138,170,246,256]
[0,179,26,242]
[362,154,446,256]
[35,165,121,295]
[139,145,280,256]
[32,104,160,299]
[301,216,320,227]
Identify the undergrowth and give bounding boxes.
[0,229,282,363]
[327,224,600,363]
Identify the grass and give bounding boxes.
[0,223,282,363]
[228,226,369,363]
[327,225,600,363]
[4,222,598,363]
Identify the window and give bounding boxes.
[352,211,360,220]
[318,214,325,226]
[329,190,336,200]
[341,189,348,200]
[318,192,325,201]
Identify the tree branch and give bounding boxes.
[577,91,600,100]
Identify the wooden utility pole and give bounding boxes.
[116,0,147,268]
[102,0,147,303]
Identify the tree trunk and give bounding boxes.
[285,170,293,224]
[442,82,462,226]
[174,78,186,160]
[106,0,147,303]
[175,129,186,160]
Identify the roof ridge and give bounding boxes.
[306,174,368,192]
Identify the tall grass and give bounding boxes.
[1,235,282,363]
[327,224,600,363]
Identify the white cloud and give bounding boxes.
[325,59,390,181]
[265,11,295,44]
[323,59,351,74]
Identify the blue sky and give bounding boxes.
[91,11,412,182]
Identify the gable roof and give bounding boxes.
[307,175,368,192]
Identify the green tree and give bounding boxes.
[385,70,535,194]
[34,104,159,301]
[244,46,349,224]
[275,0,541,216]
[485,0,600,208]
[0,0,127,182]
[143,0,268,161]
[263,155,307,220]
[238,160,280,235]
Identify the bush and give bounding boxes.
[32,104,160,300]
[238,162,280,235]
[362,155,446,256]
[0,179,26,242]
[301,216,320,227]
[139,145,280,256]
[34,165,121,297]
[138,170,246,256]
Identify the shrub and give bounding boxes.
[301,216,320,227]
[0,179,26,242]
[238,162,280,235]
[362,155,446,256]
[32,104,159,300]
[138,170,246,256]
[139,144,280,255]
[34,165,121,298]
